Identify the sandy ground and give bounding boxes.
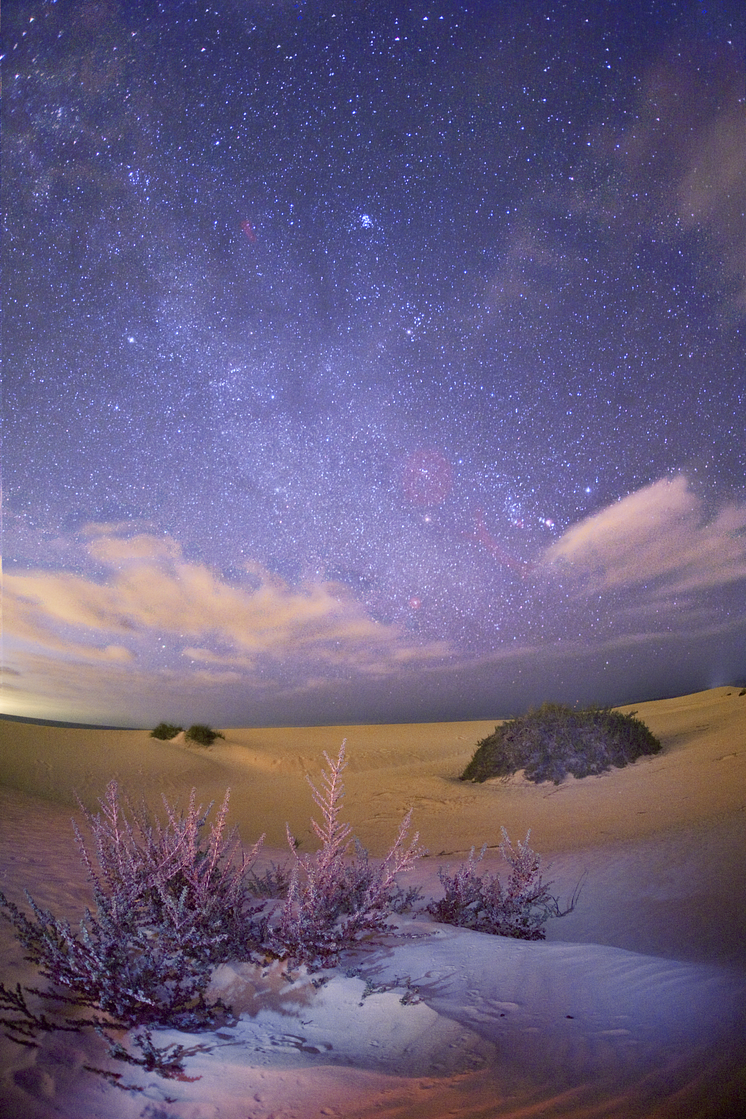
[0,686,745,1117]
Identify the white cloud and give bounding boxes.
[3,531,450,681]
[619,41,746,313]
[3,487,744,726]
[540,476,746,595]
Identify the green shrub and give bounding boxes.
[185,724,226,747]
[460,702,662,785]
[150,722,183,740]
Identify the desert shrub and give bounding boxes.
[150,722,183,740]
[246,862,293,899]
[0,746,423,1033]
[185,724,225,747]
[0,741,582,1092]
[0,750,426,1091]
[427,829,578,940]
[0,981,208,1085]
[460,702,662,785]
[0,782,264,1028]
[265,741,424,969]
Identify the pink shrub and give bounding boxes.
[267,741,424,967]
[428,828,579,940]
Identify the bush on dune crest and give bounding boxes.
[149,722,226,746]
[460,702,662,785]
[185,724,225,747]
[150,722,183,740]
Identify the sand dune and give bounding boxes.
[1,687,745,1117]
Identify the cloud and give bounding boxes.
[539,476,746,596]
[1,529,453,723]
[6,585,137,664]
[3,487,744,726]
[618,38,746,312]
[4,530,450,676]
[678,107,746,296]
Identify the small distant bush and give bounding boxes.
[185,724,225,747]
[460,702,662,785]
[427,829,578,940]
[150,722,183,740]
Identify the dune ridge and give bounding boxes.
[1,686,744,1117]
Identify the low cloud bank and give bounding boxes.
[3,529,451,723]
[6,533,451,659]
[3,477,745,724]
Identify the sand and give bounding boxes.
[1,686,745,1117]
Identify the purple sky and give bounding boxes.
[3,0,745,727]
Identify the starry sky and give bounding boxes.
[3,0,745,729]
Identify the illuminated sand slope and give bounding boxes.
[1,686,745,1118]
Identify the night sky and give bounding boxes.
[3,0,745,729]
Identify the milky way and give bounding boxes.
[3,0,745,727]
